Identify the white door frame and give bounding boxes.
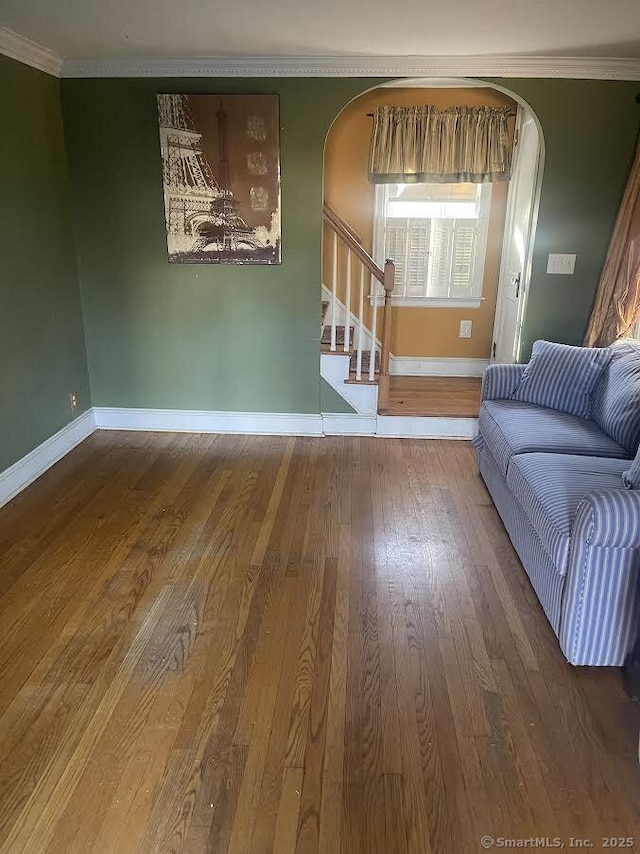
[491,106,545,363]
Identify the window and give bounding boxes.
[373,182,492,307]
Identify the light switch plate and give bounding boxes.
[547,253,576,275]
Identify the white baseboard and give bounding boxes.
[323,412,478,438]
[322,414,377,435]
[389,356,489,377]
[0,406,479,510]
[0,409,96,510]
[376,415,478,439]
[93,407,324,436]
[96,407,477,440]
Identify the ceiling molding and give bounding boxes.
[60,54,640,80]
[1,29,638,82]
[0,26,62,77]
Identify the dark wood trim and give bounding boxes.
[323,203,384,283]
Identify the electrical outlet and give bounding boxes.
[459,320,472,339]
[69,391,78,414]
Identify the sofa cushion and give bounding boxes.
[479,399,629,478]
[506,453,630,575]
[510,340,611,418]
[592,340,640,454]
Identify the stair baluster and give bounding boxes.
[344,249,351,353]
[369,274,378,383]
[331,231,338,352]
[356,265,365,381]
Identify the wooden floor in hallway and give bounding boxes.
[0,431,639,853]
[387,375,482,417]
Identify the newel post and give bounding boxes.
[377,259,395,414]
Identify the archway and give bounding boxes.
[320,78,544,423]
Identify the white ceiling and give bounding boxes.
[0,0,639,62]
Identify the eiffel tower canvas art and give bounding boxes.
[157,94,281,264]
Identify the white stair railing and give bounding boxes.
[324,239,369,377]
[322,203,395,410]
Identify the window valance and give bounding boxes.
[368,105,513,184]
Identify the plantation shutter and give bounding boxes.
[450,223,477,296]
[429,222,453,297]
[405,220,431,296]
[384,220,408,296]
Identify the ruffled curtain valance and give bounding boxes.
[368,105,513,184]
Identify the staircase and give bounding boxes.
[320,202,483,435]
[321,204,394,414]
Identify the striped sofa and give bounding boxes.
[474,341,640,666]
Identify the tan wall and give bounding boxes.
[323,86,515,359]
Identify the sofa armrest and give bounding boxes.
[574,488,640,549]
[560,488,640,665]
[481,363,526,401]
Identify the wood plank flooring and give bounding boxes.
[387,376,482,417]
[0,431,639,853]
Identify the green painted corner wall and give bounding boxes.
[0,55,90,472]
[320,378,356,413]
[60,76,639,417]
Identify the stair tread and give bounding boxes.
[321,325,355,346]
[349,350,380,375]
[321,344,354,355]
[345,377,378,385]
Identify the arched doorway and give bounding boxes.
[320,78,544,426]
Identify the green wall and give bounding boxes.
[62,78,370,413]
[0,55,90,471]
[60,76,639,414]
[486,78,640,357]
[0,66,635,472]
[321,378,355,413]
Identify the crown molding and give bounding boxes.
[0,26,62,77]
[60,53,640,80]
[1,30,638,82]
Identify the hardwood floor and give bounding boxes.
[387,376,482,417]
[0,431,639,853]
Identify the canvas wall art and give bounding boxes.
[157,94,281,264]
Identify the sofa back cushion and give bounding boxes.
[592,340,640,454]
[510,340,611,419]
